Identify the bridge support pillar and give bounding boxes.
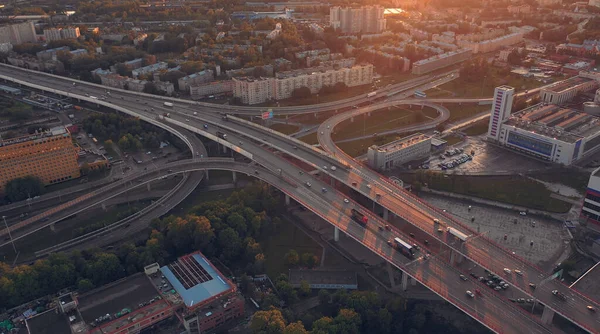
[350,116,354,122]
[334,227,340,242]
[330,178,335,187]
[411,277,417,286]
[147,182,151,191]
[450,250,456,265]
[383,208,389,221]
[50,223,55,232]
[101,202,107,211]
[386,262,396,289]
[285,194,290,206]
[232,171,237,183]
[204,170,209,181]
[222,145,227,154]
[401,272,409,291]
[541,305,555,324]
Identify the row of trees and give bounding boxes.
[0,97,33,122]
[82,113,166,151]
[250,288,474,334]
[4,176,44,202]
[0,182,283,311]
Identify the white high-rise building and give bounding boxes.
[330,6,386,34]
[487,86,515,141]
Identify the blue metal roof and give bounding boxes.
[160,254,231,308]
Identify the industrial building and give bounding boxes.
[411,49,471,75]
[581,167,600,227]
[289,269,358,290]
[25,252,243,334]
[488,100,600,165]
[367,133,432,171]
[540,75,598,105]
[0,126,80,192]
[330,5,386,34]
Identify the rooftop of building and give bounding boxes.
[37,46,70,54]
[542,76,593,94]
[370,133,430,152]
[26,309,77,334]
[505,103,600,143]
[160,252,234,309]
[77,273,162,325]
[93,300,170,334]
[413,48,471,66]
[288,269,358,286]
[185,293,243,322]
[0,126,67,148]
[181,70,212,81]
[132,62,168,73]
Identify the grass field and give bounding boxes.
[443,134,464,146]
[298,132,319,145]
[438,69,548,98]
[269,123,301,135]
[407,172,572,213]
[446,104,491,122]
[331,106,436,141]
[262,216,322,278]
[462,117,490,136]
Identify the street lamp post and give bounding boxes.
[2,216,17,254]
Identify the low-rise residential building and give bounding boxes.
[36,46,70,61]
[537,0,561,5]
[411,48,471,75]
[457,32,523,54]
[43,27,80,42]
[367,133,432,170]
[226,64,274,78]
[8,54,64,73]
[178,70,214,92]
[190,81,234,100]
[132,62,168,79]
[133,33,148,46]
[507,5,531,14]
[154,80,174,95]
[231,9,293,20]
[70,49,88,58]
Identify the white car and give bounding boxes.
[343,198,349,203]
[367,184,372,189]
[466,290,475,298]
[305,182,311,187]
[519,211,527,216]
[514,270,523,276]
[331,166,337,171]
[503,268,512,274]
[323,166,328,170]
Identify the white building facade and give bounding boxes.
[330,6,386,34]
[367,133,431,171]
[487,86,515,141]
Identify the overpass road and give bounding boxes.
[317,102,600,333]
[0,64,583,333]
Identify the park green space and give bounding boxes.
[406,172,572,213]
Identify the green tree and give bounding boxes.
[4,176,44,202]
[250,308,287,334]
[77,279,94,292]
[284,250,299,267]
[218,228,242,262]
[283,321,308,334]
[300,252,318,268]
[299,280,311,297]
[318,289,330,305]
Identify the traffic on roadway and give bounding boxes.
[0,64,595,333]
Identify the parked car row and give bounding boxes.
[439,153,472,170]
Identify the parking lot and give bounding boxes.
[423,137,550,174]
[419,193,570,270]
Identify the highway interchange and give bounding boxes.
[0,63,597,333]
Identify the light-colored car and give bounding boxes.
[503,268,512,274]
[305,182,311,187]
[514,270,523,276]
[331,166,337,171]
[466,290,475,298]
[459,275,467,281]
[343,198,349,203]
[519,211,527,216]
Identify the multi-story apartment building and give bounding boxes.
[0,126,80,191]
[0,22,37,45]
[178,70,214,92]
[43,27,80,42]
[538,0,561,5]
[233,64,374,104]
[411,49,472,75]
[36,46,70,61]
[190,81,234,100]
[132,62,168,79]
[330,6,386,34]
[457,32,524,54]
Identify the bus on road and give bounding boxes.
[414,90,426,98]
[393,237,415,258]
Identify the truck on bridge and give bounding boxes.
[350,209,368,227]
